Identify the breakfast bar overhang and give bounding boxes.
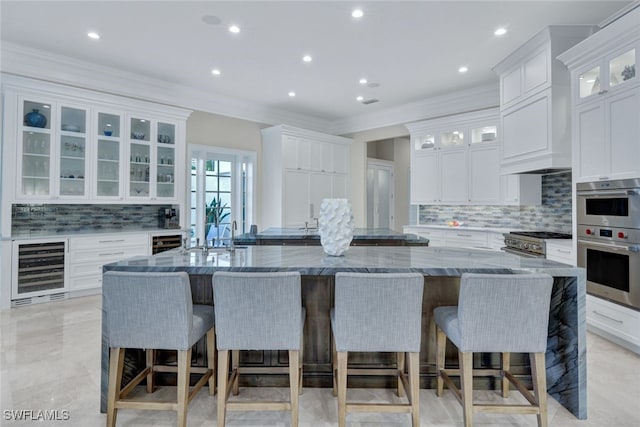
[101,245,587,419]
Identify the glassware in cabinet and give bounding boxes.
[21,130,51,196]
[97,139,121,197]
[156,145,175,198]
[59,135,86,196]
[130,117,150,141]
[129,142,150,197]
[98,112,120,137]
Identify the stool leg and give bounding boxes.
[145,349,155,393]
[501,352,510,398]
[232,349,240,395]
[289,350,300,427]
[397,352,405,397]
[206,328,216,395]
[531,352,548,427]
[176,349,191,427]
[460,351,473,427]
[106,347,125,427]
[408,352,420,427]
[217,350,229,427]
[436,326,446,397]
[337,351,348,427]
[332,335,338,396]
[298,337,304,395]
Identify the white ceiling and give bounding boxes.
[0,1,634,131]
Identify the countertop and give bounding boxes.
[103,245,581,277]
[8,227,187,241]
[404,224,515,234]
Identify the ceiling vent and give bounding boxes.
[361,99,379,105]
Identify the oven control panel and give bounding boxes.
[578,225,640,243]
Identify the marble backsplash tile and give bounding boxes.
[11,204,175,234]
[418,172,572,232]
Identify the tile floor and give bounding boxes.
[1,295,639,426]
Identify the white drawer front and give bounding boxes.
[546,245,574,265]
[587,295,640,345]
[69,274,102,291]
[70,233,148,251]
[445,230,488,248]
[69,245,148,264]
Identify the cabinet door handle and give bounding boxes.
[557,249,571,254]
[592,310,623,324]
[597,90,608,95]
[98,239,126,244]
[457,233,473,237]
[598,176,610,181]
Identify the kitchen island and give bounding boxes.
[101,245,586,419]
[233,227,430,246]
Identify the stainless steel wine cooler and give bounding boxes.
[12,239,68,302]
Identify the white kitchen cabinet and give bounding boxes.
[545,239,574,265]
[487,231,506,251]
[559,11,640,183]
[68,233,148,293]
[444,229,488,249]
[2,75,190,204]
[587,294,640,354]
[494,26,596,174]
[403,226,509,250]
[261,125,352,228]
[403,226,445,247]
[408,108,537,206]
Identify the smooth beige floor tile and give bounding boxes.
[1,294,639,426]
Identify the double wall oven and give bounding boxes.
[577,179,640,310]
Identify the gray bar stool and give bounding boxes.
[103,271,216,427]
[434,273,554,427]
[212,271,305,427]
[331,272,424,427]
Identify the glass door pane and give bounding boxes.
[609,49,636,88]
[129,143,150,197]
[97,139,120,197]
[59,135,86,196]
[156,146,175,198]
[415,134,435,150]
[60,107,86,133]
[441,130,464,148]
[130,117,150,141]
[22,131,51,196]
[157,122,175,144]
[98,112,120,137]
[471,125,497,144]
[579,65,600,98]
[23,100,51,129]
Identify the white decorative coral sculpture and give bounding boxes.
[318,198,354,256]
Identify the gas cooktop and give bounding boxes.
[509,231,572,239]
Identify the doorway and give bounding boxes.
[367,159,394,229]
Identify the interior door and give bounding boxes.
[367,160,394,229]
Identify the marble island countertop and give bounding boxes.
[233,227,430,245]
[103,245,581,277]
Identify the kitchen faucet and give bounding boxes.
[228,220,237,252]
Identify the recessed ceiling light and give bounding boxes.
[352,9,364,18]
[229,25,240,34]
[494,28,507,36]
[359,78,368,85]
[201,15,221,26]
[356,96,364,102]
[458,66,469,73]
[302,55,313,63]
[211,69,221,76]
[288,91,296,97]
[87,32,100,40]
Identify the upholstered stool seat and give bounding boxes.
[212,271,304,427]
[331,272,424,427]
[434,273,554,427]
[103,271,216,427]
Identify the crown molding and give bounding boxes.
[2,41,502,137]
[330,84,500,136]
[0,41,333,133]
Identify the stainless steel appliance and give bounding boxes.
[502,231,572,258]
[160,208,180,229]
[577,179,640,310]
[576,178,640,229]
[152,234,183,254]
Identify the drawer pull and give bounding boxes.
[592,310,623,324]
[557,249,571,254]
[456,233,473,237]
[98,239,126,244]
[98,251,125,257]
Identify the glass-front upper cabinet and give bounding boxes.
[470,125,498,144]
[95,112,122,198]
[58,105,88,198]
[20,99,53,198]
[414,134,435,152]
[156,121,176,198]
[128,116,151,198]
[440,129,465,149]
[578,47,636,101]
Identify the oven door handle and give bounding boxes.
[578,239,640,253]
[577,189,640,197]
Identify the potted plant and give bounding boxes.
[206,197,230,242]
